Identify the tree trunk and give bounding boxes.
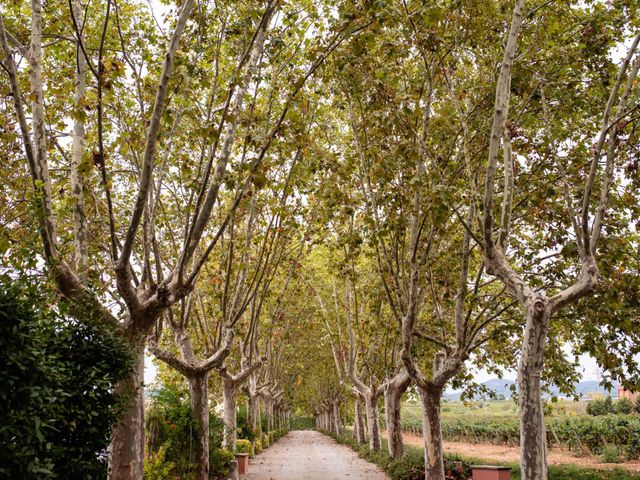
[71,0,87,281]
[222,377,237,452]
[188,372,210,480]
[248,394,260,434]
[352,401,358,440]
[332,400,341,435]
[109,342,145,480]
[519,301,550,480]
[265,398,273,432]
[384,384,405,458]
[355,395,367,444]
[419,385,445,480]
[364,393,381,451]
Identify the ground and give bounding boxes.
[245,430,389,480]
[398,431,640,472]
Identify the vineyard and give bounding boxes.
[399,401,640,461]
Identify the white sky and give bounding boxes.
[143,350,603,388]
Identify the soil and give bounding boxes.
[397,430,640,472]
[245,430,389,480]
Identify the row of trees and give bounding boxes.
[294,2,640,479]
[1,1,639,480]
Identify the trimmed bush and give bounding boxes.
[236,438,254,456]
[254,438,263,454]
[211,448,234,477]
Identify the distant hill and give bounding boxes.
[444,378,618,401]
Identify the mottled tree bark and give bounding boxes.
[364,392,382,451]
[222,377,238,452]
[519,301,550,480]
[355,394,367,444]
[248,393,260,433]
[384,370,410,458]
[332,399,341,435]
[420,385,445,480]
[188,372,210,480]
[110,342,145,480]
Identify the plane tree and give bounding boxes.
[0,0,369,476]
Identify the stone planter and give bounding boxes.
[235,453,249,475]
[471,465,511,480]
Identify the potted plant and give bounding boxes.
[235,439,253,475]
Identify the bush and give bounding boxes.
[145,385,230,478]
[262,432,270,448]
[0,276,133,479]
[143,443,176,480]
[236,439,254,456]
[210,448,234,478]
[254,438,263,454]
[613,399,633,415]
[600,445,622,464]
[291,415,315,429]
[587,397,614,416]
[328,431,472,480]
[636,399,640,414]
[236,405,257,442]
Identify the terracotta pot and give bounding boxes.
[471,465,511,480]
[235,453,249,475]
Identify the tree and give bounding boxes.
[480,2,639,478]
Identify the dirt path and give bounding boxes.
[245,430,389,480]
[397,431,640,472]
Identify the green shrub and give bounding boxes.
[145,385,229,478]
[236,438,254,456]
[291,415,315,429]
[600,445,622,464]
[613,399,633,415]
[587,397,614,416]
[143,443,176,480]
[210,447,234,477]
[0,276,133,479]
[262,432,270,448]
[635,399,640,414]
[328,431,472,480]
[254,438,263,454]
[236,405,257,442]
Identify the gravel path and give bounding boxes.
[245,430,389,480]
